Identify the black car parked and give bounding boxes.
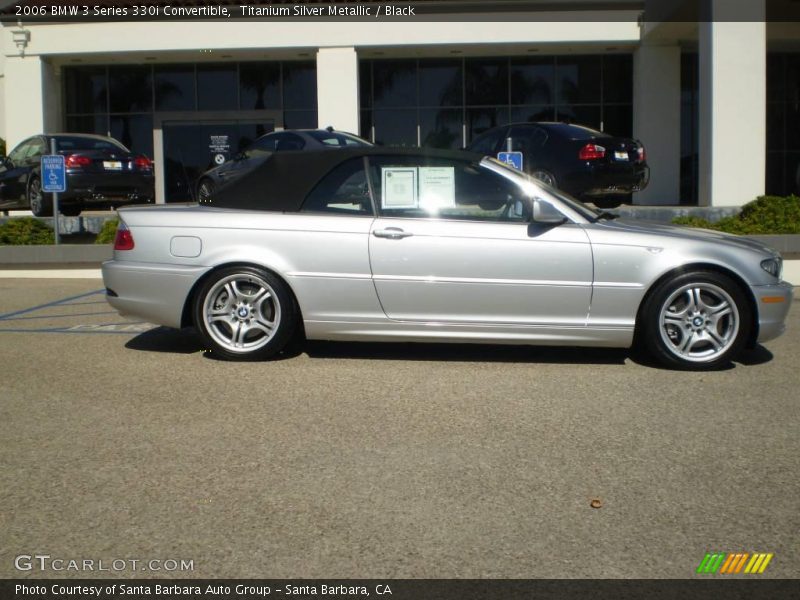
[467,122,649,206]
[196,128,371,202]
[0,134,154,217]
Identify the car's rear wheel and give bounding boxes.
[28,178,53,217]
[640,271,751,370]
[530,169,557,188]
[194,266,297,361]
[197,179,215,203]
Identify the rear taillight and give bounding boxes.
[636,145,646,163]
[578,143,606,161]
[113,222,134,251]
[134,155,153,170]
[65,154,92,168]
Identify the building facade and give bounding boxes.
[1,0,798,206]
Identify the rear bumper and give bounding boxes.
[752,280,794,343]
[101,260,208,329]
[61,172,154,205]
[563,164,650,197]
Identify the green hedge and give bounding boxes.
[673,195,800,235]
[95,218,120,244]
[0,217,55,245]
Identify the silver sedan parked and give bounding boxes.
[102,148,792,370]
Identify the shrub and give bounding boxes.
[0,217,55,245]
[672,195,800,235]
[95,218,119,244]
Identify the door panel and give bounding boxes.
[369,218,593,325]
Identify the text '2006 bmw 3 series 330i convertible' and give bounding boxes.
[102,147,792,370]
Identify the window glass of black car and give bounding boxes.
[301,158,372,216]
[307,131,368,147]
[54,137,128,152]
[506,125,548,155]
[467,128,506,156]
[368,156,527,223]
[8,139,33,164]
[25,138,47,159]
[273,132,306,152]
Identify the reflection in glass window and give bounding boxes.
[603,55,633,104]
[110,114,154,156]
[66,115,109,137]
[466,107,509,140]
[556,56,601,105]
[197,64,237,111]
[109,66,153,113]
[373,59,417,108]
[374,109,417,146]
[155,65,196,111]
[509,105,555,123]
[419,60,462,107]
[283,110,318,129]
[466,58,509,106]
[510,58,554,105]
[420,108,462,149]
[283,62,317,109]
[64,67,107,114]
[240,62,281,110]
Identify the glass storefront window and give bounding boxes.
[64,66,107,114]
[109,66,153,113]
[283,61,317,110]
[555,56,602,106]
[197,64,238,111]
[419,60,462,107]
[510,57,554,105]
[419,108,462,149]
[155,65,196,111]
[373,59,417,108]
[373,108,417,146]
[110,114,154,156]
[240,62,281,110]
[465,58,509,106]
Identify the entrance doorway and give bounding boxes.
[158,116,278,202]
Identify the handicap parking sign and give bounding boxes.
[41,154,66,193]
[497,151,524,171]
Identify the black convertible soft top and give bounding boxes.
[205,146,486,212]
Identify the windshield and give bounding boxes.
[486,157,600,221]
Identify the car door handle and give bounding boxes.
[373,227,413,240]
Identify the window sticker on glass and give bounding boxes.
[381,167,418,208]
[418,167,455,210]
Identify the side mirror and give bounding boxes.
[0,155,7,167]
[532,198,567,225]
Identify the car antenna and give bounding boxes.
[326,125,334,132]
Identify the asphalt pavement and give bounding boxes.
[1,278,798,579]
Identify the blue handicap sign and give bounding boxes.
[41,154,66,193]
[497,151,524,171]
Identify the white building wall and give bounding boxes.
[316,47,359,133]
[698,20,766,207]
[632,43,681,205]
[3,55,47,147]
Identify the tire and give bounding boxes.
[197,179,215,203]
[194,266,298,361]
[530,169,557,189]
[639,270,752,370]
[28,178,53,217]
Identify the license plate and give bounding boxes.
[103,161,123,170]
[614,151,629,161]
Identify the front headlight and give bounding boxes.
[760,257,782,278]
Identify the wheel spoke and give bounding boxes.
[706,327,726,349]
[680,331,696,353]
[250,317,275,335]
[230,321,246,347]
[663,314,684,326]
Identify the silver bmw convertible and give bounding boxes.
[102,147,792,370]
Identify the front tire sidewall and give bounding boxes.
[194,266,297,361]
[641,271,752,370]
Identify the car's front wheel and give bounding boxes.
[28,178,53,217]
[194,266,298,361]
[640,270,752,370]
